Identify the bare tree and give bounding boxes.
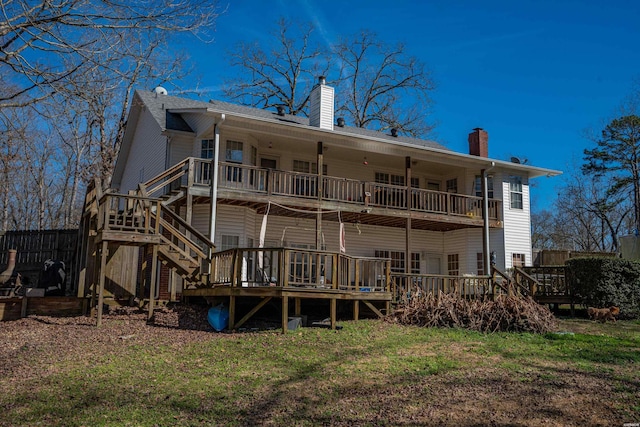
[334,30,436,137]
[532,169,633,252]
[224,18,329,116]
[0,0,221,230]
[223,20,436,137]
[0,0,221,107]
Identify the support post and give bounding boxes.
[209,115,225,247]
[294,298,301,316]
[316,141,324,250]
[481,162,495,275]
[229,295,236,330]
[405,156,412,275]
[282,295,289,333]
[353,300,359,320]
[96,241,108,327]
[148,244,158,321]
[330,298,337,330]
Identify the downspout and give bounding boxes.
[209,114,226,245]
[482,161,496,275]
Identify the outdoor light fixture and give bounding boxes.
[363,156,368,165]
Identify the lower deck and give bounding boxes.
[184,285,392,331]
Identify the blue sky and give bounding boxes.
[182,0,640,212]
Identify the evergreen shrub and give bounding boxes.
[567,257,640,319]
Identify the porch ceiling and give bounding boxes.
[214,198,489,232]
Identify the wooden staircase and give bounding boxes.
[79,169,214,325]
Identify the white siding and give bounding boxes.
[501,174,532,268]
[309,84,334,130]
[118,109,167,192]
[169,136,194,166]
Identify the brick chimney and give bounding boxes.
[468,128,488,157]
[309,76,334,130]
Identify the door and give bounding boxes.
[426,256,441,274]
[260,157,278,191]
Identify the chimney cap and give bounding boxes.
[318,76,326,85]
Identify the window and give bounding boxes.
[446,178,458,193]
[201,139,215,159]
[512,253,525,268]
[477,252,484,275]
[225,140,243,163]
[427,181,440,191]
[292,160,326,197]
[375,173,407,207]
[447,254,459,276]
[293,160,327,174]
[474,175,494,198]
[375,250,405,273]
[224,141,244,182]
[510,176,523,209]
[411,252,421,274]
[220,235,239,251]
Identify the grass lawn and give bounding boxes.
[0,315,638,426]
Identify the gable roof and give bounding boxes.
[135,89,448,151]
[113,89,561,188]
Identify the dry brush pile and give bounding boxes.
[390,291,558,333]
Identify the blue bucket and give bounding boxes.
[207,304,229,332]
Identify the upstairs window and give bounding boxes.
[225,140,243,163]
[474,175,494,198]
[446,178,458,193]
[201,139,214,159]
[293,160,327,174]
[510,176,523,209]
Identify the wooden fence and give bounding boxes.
[0,229,79,294]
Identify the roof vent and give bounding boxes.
[318,76,326,85]
[336,117,345,127]
[276,105,286,116]
[153,86,168,96]
[391,128,398,137]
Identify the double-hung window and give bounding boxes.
[510,176,523,209]
[225,140,243,182]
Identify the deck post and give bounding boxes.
[405,157,412,275]
[481,163,495,275]
[330,298,337,330]
[294,298,301,316]
[96,241,108,327]
[282,295,289,333]
[148,244,158,321]
[353,300,359,320]
[229,295,236,330]
[316,141,324,250]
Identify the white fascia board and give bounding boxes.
[174,107,563,179]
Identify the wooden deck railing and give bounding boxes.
[519,266,568,297]
[390,273,495,303]
[207,248,391,292]
[139,158,501,221]
[97,193,213,276]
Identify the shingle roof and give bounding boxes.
[135,89,448,151]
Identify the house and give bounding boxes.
[91,77,560,328]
